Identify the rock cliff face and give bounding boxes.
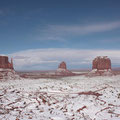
[88,56,113,76]
[92,56,111,70]
[58,62,67,69]
[56,61,74,76]
[0,56,20,80]
[0,56,13,69]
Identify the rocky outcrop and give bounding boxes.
[88,56,113,76]
[58,61,67,69]
[0,56,13,69]
[56,61,75,76]
[92,56,111,70]
[0,56,20,80]
[0,69,20,80]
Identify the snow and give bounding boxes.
[0,69,20,80]
[90,69,97,73]
[57,68,67,72]
[0,75,120,120]
[95,56,108,59]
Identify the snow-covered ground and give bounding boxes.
[72,71,88,74]
[0,75,120,120]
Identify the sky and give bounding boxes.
[0,0,120,70]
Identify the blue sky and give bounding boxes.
[0,0,120,70]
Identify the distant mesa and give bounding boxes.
[88,56,113,76]
[58,61,67,70]
[56,61,75,76]
[19,61,75,79]
[0,55,115,79]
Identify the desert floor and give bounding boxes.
[0,75,120,120]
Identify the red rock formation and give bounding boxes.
[88,56,113,76]
[0,56,14,69]
[56,61,75,76]
[0,56,20,80]
[92,56,111,70]
[58,61,67,69]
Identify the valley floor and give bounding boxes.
[0,75,120,120]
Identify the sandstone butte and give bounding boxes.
[56,61,75,76]
[0,56,14,69]
[88,56,113,76]
[92,56,111,70]
[58,61,67,70]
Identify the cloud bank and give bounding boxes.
[9,48,120,70]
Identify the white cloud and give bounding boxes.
[8,48,120,70]
[36,21,120,41]
[48,21,120,34]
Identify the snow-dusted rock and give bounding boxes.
[0,68,20,80]
[0,56,20,80]
[88,56,113,76]
[56,61,74,76]
[88,69,113,76]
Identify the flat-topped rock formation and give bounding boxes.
[0,56,14,69]
[56,61,75,76]
[88,56,113,76]
[0,56,20,80]
[92,56,111,70]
